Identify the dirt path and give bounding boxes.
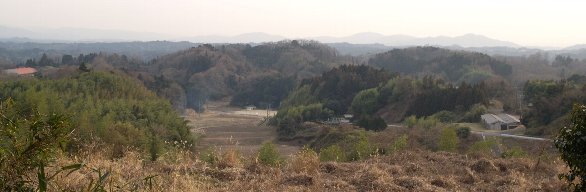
[185,101,299,157]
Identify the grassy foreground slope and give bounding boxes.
[46,146,565,191]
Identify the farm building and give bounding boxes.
[480,113,521,130]
[3,67,37,76]
[244,105,256,111]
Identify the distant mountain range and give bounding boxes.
[0,25,523,48]
[311,32,521,47]
[1,25,586,52]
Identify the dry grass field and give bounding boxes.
[46,145,567,191]
[186,101,299,157]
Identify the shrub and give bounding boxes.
[257,142,282,166]
[418,116,439,129]
[404,115,417,128]
[555,104,586,191]
[432,110,457,123]
[0,100,72,191]
[218,149,241,169]
[501,146,527,158]
[468,139,498,157]
[319,145,346,162]
[356,116,387,131]
[289,147,319,174]
[389,134,408,154]
[199,148,219,166]
[438,127,459,152]
[456,127,471,139]
[348,132,374,161]
[462,104,487,122]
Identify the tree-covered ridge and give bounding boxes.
[0,72,193,157]
[369,46,512,83]
[144,41,348,110]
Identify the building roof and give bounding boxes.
[482,113,520,125]
[4,67,37,75]
[481,114,503,124]
[496,113,520,124]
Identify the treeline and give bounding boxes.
[522,75,586,135]
[369,47,512,83]
[0,41,198,65]
[20,52,143,70]
[0,72,193,159]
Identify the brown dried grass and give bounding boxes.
[41,143,566,192]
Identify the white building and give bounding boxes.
[480,113,521,130]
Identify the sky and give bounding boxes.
[0,0,585,47]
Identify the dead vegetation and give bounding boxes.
[43,143,566,191]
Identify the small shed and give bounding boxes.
[245,105,256,111]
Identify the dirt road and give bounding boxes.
[185,101,299,157]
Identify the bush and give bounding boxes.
[501,146,527,158]
[462,104,487,122]
[356,116,387,131]
[389,134,408,154]
[0,100,72,191]
[257,142,282,166]
[200,148,219,166]
[456,127,471,139]
[555,104,586,191]
[319,145,346,162]
[419,116,439,129]
[218,149,242,169]
[438,127,459,152]
[289,147,319,174]
[404,115,417,128]
[468,139,498,157]
[348,132,374,161]
[432,110,457,123]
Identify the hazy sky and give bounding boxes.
[1,0,585,47]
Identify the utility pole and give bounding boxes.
[266,103,271,118]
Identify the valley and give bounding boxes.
[186,100,299,156]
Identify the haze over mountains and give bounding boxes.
[3,25,586,60]
[0,25,529,48]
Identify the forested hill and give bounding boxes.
[368,47,512,83]
[142,40,352,110]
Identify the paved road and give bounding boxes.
[388,124,551,141]
[471,131,551,141]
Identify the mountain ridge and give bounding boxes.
[0,25,529,48]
